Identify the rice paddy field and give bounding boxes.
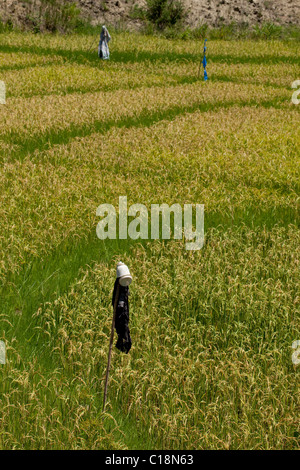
[0,30,299,450]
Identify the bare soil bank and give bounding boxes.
[0,0,299,30]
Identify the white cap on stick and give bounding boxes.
[116,262,132,286]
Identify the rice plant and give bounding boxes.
[0,29,299,449]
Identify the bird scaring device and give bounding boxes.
[103,262,133,412]
[198,39,208,81]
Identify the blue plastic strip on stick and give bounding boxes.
[203,39,208,81]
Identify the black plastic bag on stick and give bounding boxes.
[112,279,132,353]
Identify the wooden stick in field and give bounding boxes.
[103,262,132,412]
[102,282,119,412]
[87,35,98,53]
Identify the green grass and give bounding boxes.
[0,30,299,450]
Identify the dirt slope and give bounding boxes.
[0,0,299,29]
